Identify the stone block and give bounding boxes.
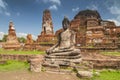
[77,71,93,78]
[29,55,44,72]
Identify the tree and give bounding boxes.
[18,37,26,43]
[2,34,8,42]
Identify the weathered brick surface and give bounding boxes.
[37,9,56,43]
[83,59,120,69]
[29,55,44,72]
[0,54,35,61]
[3,21,20,50]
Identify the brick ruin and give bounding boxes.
[66,9,120,50]
[24,34,41,50]
[6,21,19,43]
[26,34,34,44]
[37,9,56,45]
[24,34,34,50]
[3,21,21,50]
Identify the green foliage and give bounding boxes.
[79,70,120,80]
[100,51,120,56]
[0,40,3,42]
[0,48,45,55]
[2,34,8,42]
[0,60,29,71]
[90,70,120,80]
[18,37,26,43]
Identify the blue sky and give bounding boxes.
[0,0,120,40]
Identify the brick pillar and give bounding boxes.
[29,55,44,72]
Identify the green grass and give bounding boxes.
[100,51,120,56]
[91,70,120,80]
[0,60,29,71]
[80,70,120,80]
[0,48,45,55]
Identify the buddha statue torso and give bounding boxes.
[59,29,71,48]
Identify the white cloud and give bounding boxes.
[72,7,79,12]
[0,32,37,40]
[17,33,37,40]
[87,5,98,10]
[107,1,120,26]
[17,33,27,38]
[49,0,61,5]
[0,32,5,40]
[42,0,61,5]
[41,0,61,10]
[0,0,7,10]
[49,5,57,10]
[109,6,120,15]
[107,19,120,26]
[5,11,11,16]
[32,35,37,40]
[0,0,11,16]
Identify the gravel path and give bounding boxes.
[0,70,79,80]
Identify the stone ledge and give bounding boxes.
[83,59,120,69]
[0,54,35,61]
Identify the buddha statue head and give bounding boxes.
[62,16,70,30]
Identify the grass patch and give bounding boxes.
[90,70,120,80]
[79,70,120,80]
[100,51,120,56]
[0,60,29,71]
[0,48,45,55]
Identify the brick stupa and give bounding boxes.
[3,21,21,50]
[37,9,56,44]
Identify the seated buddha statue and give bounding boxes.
[46,17,80,57]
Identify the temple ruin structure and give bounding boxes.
[37,9,56,44]
[3,21,21,50]
[56,9,120,50]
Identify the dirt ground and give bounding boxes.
[0,70,79,80]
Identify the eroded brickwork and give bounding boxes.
[37,9,56,44]
[56,9,120,49]
[3,21,20,50]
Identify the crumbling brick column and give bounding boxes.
[29,55,44,72]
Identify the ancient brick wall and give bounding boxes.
[0,54,35,61]
[84,59,120,69]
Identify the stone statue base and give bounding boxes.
[42,49,82,73]
[42,17,83,73]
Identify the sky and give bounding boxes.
[0,0,120,40]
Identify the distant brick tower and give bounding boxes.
[37,9,56,44]
[41,9,54,35]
